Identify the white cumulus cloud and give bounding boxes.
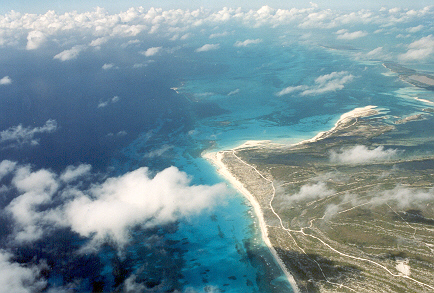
[399,35,434,61]
[26,31,46,50]
[330,145,398,164]
[3,162,227,248]
[60,164,92,183]
[0,250,47,293]
[0,76,12,85]
[195,44,220,52]
[89,37,109,47]
[64,166,226,247]
[0,160,16,180]
[0,6,430,53]
[141,46,162,57]
[53,45,86,61]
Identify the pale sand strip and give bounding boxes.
[203,151,300,293]
[293,105,379,146]
[415,97,434,104]
[203,105,380,292]
[232,106,379,152]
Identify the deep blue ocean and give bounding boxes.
[1,24,433,292]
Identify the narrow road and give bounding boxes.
[230,150,434,291]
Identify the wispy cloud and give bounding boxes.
[144,145,173,158]
[195,44,220,52]
[336,29,368,40]
[288,181,334,203]
[276,85,308,96]
[234,39,262,47]
[407,25,424,33]
[228,89,240,96]
[277,71,354,96]
[354,46,391,61]
[324,184,434,221]
[209,31,229,39]
[369,185,434,209]
[98,96,120,108]
[0,120,58,147]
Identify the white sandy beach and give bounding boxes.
[203,151,300,293]
[202,105,384,293]
[294,105,379,146]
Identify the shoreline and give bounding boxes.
[202,105,383,292]
[228,105,380,153]
[293,105,379,146]
[203,151,300,293]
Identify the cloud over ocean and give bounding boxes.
[0,2,433,292]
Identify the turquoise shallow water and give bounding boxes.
[1,15,433,292]
[115,29,434,291]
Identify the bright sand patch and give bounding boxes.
[203,105,381,293]
[203,151,300,293]
[294,105,379,146]
[396,259,411,276]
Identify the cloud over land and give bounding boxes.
[329,145,399,164]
